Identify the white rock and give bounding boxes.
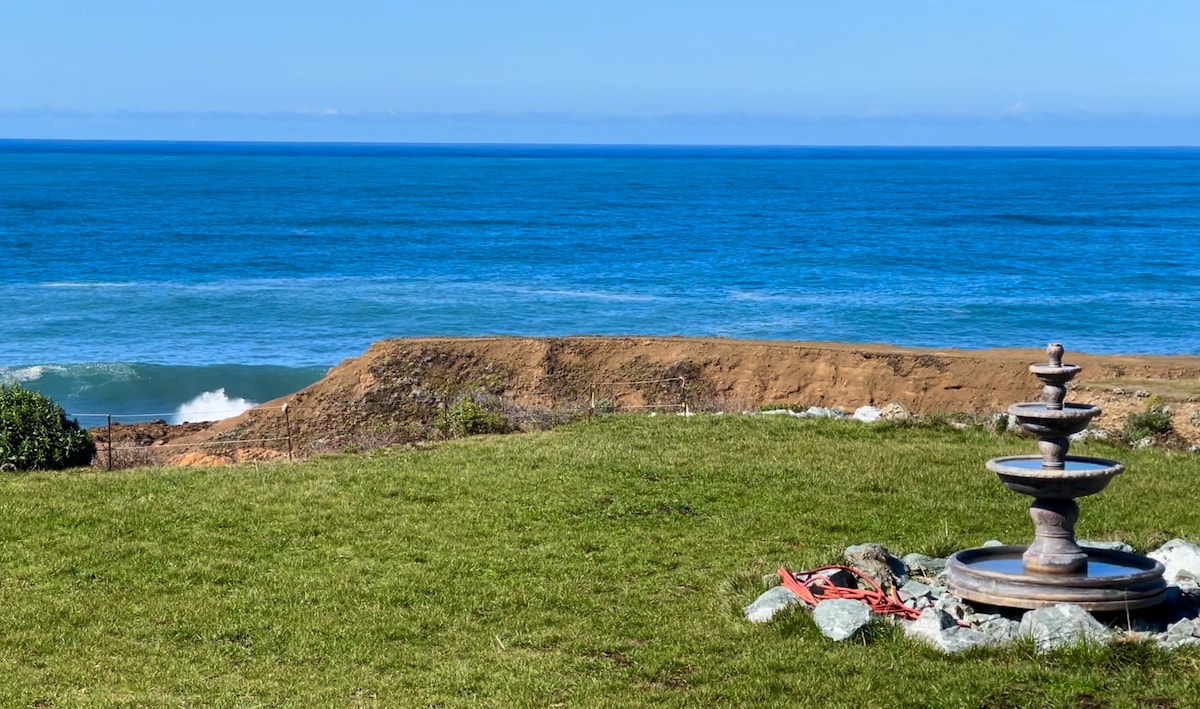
[1148,539,1200,587]
[1165,618,1200,638]
[754,408,805,418]
[853,406,883,422]
[899,579,934,602]
[1070,428,1110,442]
[971,613,1021,643]
[1158,619,1200,650]
[1019,604,1112,652]
[934,594,974,622]
[744,585,804,623]
[902,553,948,577]
[803,406,844,419]
[911,596,934,611]
[905,608,997,654]
[812,599,873,641]
[1158,634,1200,650]
[844,543,909,588]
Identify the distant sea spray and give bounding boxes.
[0,362,327,425]
[173,388,258,424]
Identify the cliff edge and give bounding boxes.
[150,337,1200,464]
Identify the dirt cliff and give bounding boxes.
[140,337,1200,466]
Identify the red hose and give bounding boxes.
[779,564,923,622]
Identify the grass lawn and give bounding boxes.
[2,416,1198,707]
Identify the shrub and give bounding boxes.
[1123,401,1174,443]
[92,444,163,471]
[756,403,807,413]
[591,399,618,415]
[880,411,975,431]
[0,384,96,471]
[438,396,511,438]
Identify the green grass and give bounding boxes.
[2,416,1198,707]
[1081,377,1200,399]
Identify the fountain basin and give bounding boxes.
[987,455,1123,499]
[1009,402,1099,438]
[947,545,1166,611]
[1029,363,1081,379]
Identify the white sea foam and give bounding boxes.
[0,364,65,384]
[1,362,139,385]
[468,282,661,302]
[526,288,659,302]
[41,281,144,288]
[727,290,835,304]
[173,388,256,424]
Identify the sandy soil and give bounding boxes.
[95,337,1200,466]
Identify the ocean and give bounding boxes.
[2,140,1198,424]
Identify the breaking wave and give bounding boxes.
[173,388,257,424]
[0,361,326,424]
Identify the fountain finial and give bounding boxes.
[1047,342,1064,367]
[1032,343,1078,411]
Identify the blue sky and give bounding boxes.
[2,1,1198,145]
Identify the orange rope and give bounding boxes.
[779,564,923,622]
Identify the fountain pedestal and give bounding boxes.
[946,343,1166,611]
[1026,498,1085,574]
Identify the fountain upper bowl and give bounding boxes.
[986,455,1124,498]
[1029,363,1081,379]
[1008,402,1100,438]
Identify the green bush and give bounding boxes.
[437,396,511,438]
[0,384,96,471]
[756,403,807,412]
[1123,402,1174,442]
[592,399,618,414]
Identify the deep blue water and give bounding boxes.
[2,140,1198,421]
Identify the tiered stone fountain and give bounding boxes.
[947,343,1167,611]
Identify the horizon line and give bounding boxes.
[3,137,1199,150]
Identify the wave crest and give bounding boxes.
[173,389,257,424]
[1,364,60,384]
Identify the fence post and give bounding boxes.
[107,414,113,471]
[681,377,689,416]
[590,382,597,418]
[282,404,293,461]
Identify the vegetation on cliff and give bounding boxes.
[99,337,1200,467]
[0,384,95,471]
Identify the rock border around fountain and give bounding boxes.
[746,539,1200,654]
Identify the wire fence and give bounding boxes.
[75,375,694,469]
[75,405,296,470]
[588,376,689,415]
